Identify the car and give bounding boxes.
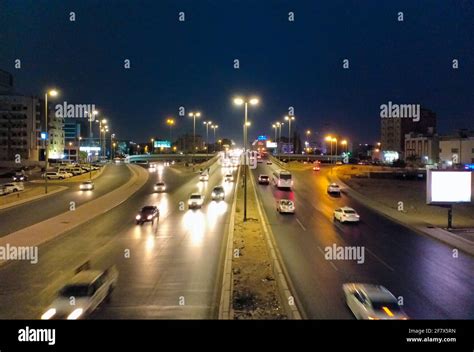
[266,160,272,165]
[211,186,225,201]
[12,171,28,182]
[135,206,159,225]
[80,181,94,190]
[336,161,343,165]
[257,158,263,163]
[258,174,270,184]
[71,167,85,176]
[343,283,408,320]
[2,183,25,193]
[327,183,341,195]
[41,262,118,320]
[188,193,205,209]
[312,165,320,171]
[333,207,360,223]
[276,199,295,214]
[57,170,73,178]
[154,182,166,192]
[43,171,65,180]
[199,172,209,181]
[224,173,234,182]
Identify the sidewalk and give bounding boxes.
[0,164,149,266]
[331,169,474,256]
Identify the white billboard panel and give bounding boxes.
[427,170,471,204]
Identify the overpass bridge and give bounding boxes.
[125,153,215,164]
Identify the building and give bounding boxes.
[176,133,203,153]
[0,92,43,162]
[47,108,65,160]
[439,134,474,165]
[404,133,439,164]
[0,69,14,93]
[63,119,87,161]
[380,107,437,158]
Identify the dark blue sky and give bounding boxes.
[2,0,473,144]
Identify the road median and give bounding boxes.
[223,165,301,319]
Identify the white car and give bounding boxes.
[0,182,24,195]
[224,173,234,182]
[154,182,166,192]
[58,170,73,178]
[80,181,94,190]
[188,193,205,209]
[2,182,24,193]
[327,183,341,195]
[276,199,295,214]
[41,263,118,320]
[43,171,65,180]
[199,173,209,181]
[333,207,360,223]
[266,160,272,165]
[343,283,408,320]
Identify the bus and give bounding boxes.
[272,170,293,189]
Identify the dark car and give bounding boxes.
[258,175,270,184]
[12,171,28,182]
[135,206,159,225]
[211,186,225,201]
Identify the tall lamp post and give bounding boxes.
[341,140,348,154]
[284,115,295,154]
[166,118,175,143]
[325,136,334,163]
[111,134,115,158]
[272,124,277,143]
[276,122,284,160]
[332,137,338,163]
[86,109,98,160]
[233,96,259,222]
[44,89,59,194]
[211,124,218,152]
[203,120,212,158]
[188,111,201,158]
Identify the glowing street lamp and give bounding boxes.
[284,115,295,153]
[188,112,201,155]
[44,88,59,194]
[233,96,259,221]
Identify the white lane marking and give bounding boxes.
[317,246,338,271]
[365,247,395,272]
[296,218,306,231]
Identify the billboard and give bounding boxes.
[154,140,171,148]
[266,141,277,148]
[426,170,472,204]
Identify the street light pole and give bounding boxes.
[44,89,58,194]
[203,121,212,158]
[188,112,201,160]
[234,96,259,222]
[284,115,295,154]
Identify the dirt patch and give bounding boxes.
[0,185,63,206]
[231,167,287,320]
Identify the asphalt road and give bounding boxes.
[0,164,131,237]
[0,162,236,319]
[252,161,474,319]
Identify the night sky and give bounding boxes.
[2,0,473,145]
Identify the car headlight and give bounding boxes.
[154,186,158,190]
[41,308,56,320]
[136,215,141,220]
[67,308,83,320]
[147,215,153,220]
[212,192,216,197]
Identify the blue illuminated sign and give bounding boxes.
[40,132,48,140]
[257,135,267,141]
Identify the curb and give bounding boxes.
[218,165,240,319]
[333,173,474,256]
[249,169,303,319]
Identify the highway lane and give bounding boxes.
[252,161,474,319]
[0,162,236,319]
[0,164,131,237]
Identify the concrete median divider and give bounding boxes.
[0,164,149,267]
